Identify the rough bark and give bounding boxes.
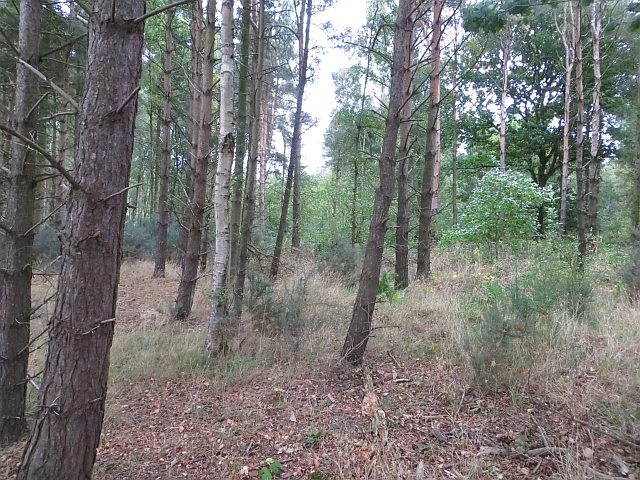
[207,0,235,349]
[0,0,41,447]
[229,0,252,286]
[177,2,204,265]
[16,1,145,476]
[340,0,412,365]
[559,4,574,234]
[631,55,640,240]
[291,0,313,251]
[233,0,266,319]
[395,16,414,290]
[416,0,442,279]
[499,15,511,172]
[573,0,587,259]
[174,0,214,321]
[587,0,602,241]
[153,0,174,278]
[271,0,312,276]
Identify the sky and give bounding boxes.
[300,0,368,173]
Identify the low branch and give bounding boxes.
[115,87,140,114]
[99,182,142,203]
[40,111,77,122]
[573,417,640,450]
[22,202,65,237]
[0,123,82,190]
[15,57,79,111]
[0,25,19,56]
[134,0,195,24]
[27,92,50,121]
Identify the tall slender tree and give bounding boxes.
[271,0,312,276]
[153,0,175,278]
[573,0,587,258]
[208,0,235,349]
[559,3,574,234]
[0,0,42,447]
[16,0,145,476]
[174,0,215,320]
[341,0,413,364]
[417,0,443,278]
[587,0,602,241]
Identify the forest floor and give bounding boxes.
[1,249,639,479]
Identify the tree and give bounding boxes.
[574,0,587,258]
[559,2,574,234]
[417,0,443,278]
[153,0,175,278]
[207,0,235,349]
[0,0,42,447]
[271,0,313,277]
[174,0,215,321]
[341,0,413,365]
[16,0,145,476]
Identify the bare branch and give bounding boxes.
[73,0,91,16]
[40,33,88,60]
[99,182,142,203]
[0,25,20,56]
[0,123,82,190]
[22,202,65,238]
[15,57,80,111]
[115,87,140,114]
[134,0,195,24]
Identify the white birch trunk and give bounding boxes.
[208,0,235,349]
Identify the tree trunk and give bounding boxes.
[153,0,174,278]
[452,27,459,227]
[229,0,252,285]
[587,0,602,242]
[16,1,144,476]
[417,0,442,279]
[573,0,587,259]
[395,15,414,290]
[0,0,41,447]
[559,3,574,235]
[177,3,204,266]
[207,0,236,349]
[174,0,214,321]
[499,15,511,172]
[233,0,266,319]
[340,0,412,365]
[351,158,359,246]
[291,0,313,251]
[631,54,640,240]
[271,0,312,277]
[259,78,273,229]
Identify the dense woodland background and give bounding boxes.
[1,0,640,478]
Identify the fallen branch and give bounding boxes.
[478,445,567,458]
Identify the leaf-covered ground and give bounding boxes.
[1,259,638,479]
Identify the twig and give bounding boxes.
[134,0,195,24]
[73,0,91,16]
[386,350,402,368]
[573,417,640,450]
[40,33,87,60]
[29,293,56,316]
[27,92,49,121]
[531,414,550,448]
[0,123,82,190]
[115,87,140,114]
[455,389,466,418]
[0,25,19,56]
[22,203,64,237]
[81,317,116,335]
[479,445,567,457]
[99,182,142,202]
[15,57,79,110]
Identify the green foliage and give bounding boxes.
[377,270,404,302]
[122,217,180,260]
[462,2,507,34]
[618,244,640,303]
[259,459,282,480]
[317,234,360,282]
[465,260,594,390]
[245,271,311,343]
[441,169,556,251]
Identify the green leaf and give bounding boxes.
[631,16,640,31]
[259,467,273,480]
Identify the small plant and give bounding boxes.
[377,270,404,302]
[618,244,640,303]
[259,458,282,480]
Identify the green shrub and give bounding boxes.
[618,244,640,303]
[317,234,360,281]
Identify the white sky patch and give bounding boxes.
[301,0,368,174]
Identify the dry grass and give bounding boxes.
[2,246,639,479]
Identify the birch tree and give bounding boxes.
[207,0,235,350]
